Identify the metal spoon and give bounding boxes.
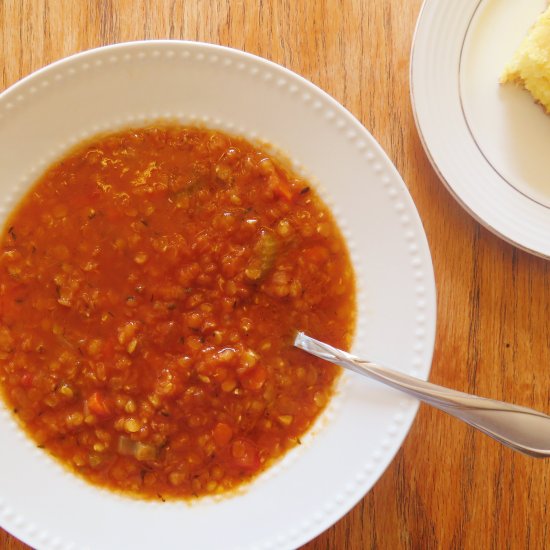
[294,332,550,458]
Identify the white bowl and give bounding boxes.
[0,41,436,550]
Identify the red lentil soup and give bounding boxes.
[0,126,355,499]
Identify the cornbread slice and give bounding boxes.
[501,6,550,113]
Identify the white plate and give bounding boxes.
[0,41,435,550]
[411,0,550,258]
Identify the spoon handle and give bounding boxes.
[294,332,550,458]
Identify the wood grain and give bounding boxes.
[1,1,549,549]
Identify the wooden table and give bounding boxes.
[1,1,549,548]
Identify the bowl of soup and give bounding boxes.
[0,41,435,550]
